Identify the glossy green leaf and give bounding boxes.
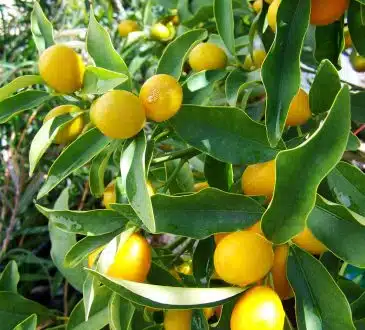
[37,128,111,199]
[109,293,135,330]
[352,291,365,320]
[327,161,365,217]
[147,262,182,287]
[31,2,54,52]
[170,105,281,165]
[262,0,310,147]
[67,286,111,330]
[347,132,361,151]
[0,75,43,101]
[29,112,83,176]
[183,6,213,28]
[81,66,128,95]
[120,131,155,232]
[156,29,208,79]
[319,252,341,280]
[348,0,365,56]
[191,310,209,330]
[309,59,341,114]
[204,155,233,191]
[308,196,365,267]
[214,0,235,55]
[83,273,98,321]
[86,11,131,89]
[193,237,215,287]
[87,269,245,309]
[13,314,37,330]
[165,159,195,194]
[338,278,365,304]
[0,260,19,293]
[351,92,365,123]
[287,245,355,330]
[262,86,350,244]
[37,205,128,236]
[0,91,50,124]
[0,292,51,330]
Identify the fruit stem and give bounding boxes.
[152,147,200,165]
[296,126,303,137]
[161,158,186,193]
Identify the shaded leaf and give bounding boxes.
[13,314,37,330]
[0,260,19,293]
[204,155,233,191]
[0,75,43,101]
[31,2,54,52]
[348,1,365,57]
[193,237,215,287]
[109,293,135,330]
[214,0,235,55]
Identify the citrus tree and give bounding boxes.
[2,0,365,329]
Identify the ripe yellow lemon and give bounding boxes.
[103,181,116,209]
[241,160,276,198]
[285,88,312,126]
[150,22,175,41]
[242,49,267,71]
[214,231,274,286]
[214,220,263,245]
[139,74,183,122]
[230,286,285,330]
[350,50,365,72]
[252,0,263,13]
[39,44,85,94]
[118,20,139,37]
[44,105,84,144]
[292,227,327,255]
[164,310,192,330]
[271,244,293,300]
[267,0,281,32]
[310,0,349,26]
[188,43,227,72]
[106,233,151,282]
[194,181,209,192]
[90,90,146,139]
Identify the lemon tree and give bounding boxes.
[2,0,365,329]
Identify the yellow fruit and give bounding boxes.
[241,160,276,198]
[106,233,151,282]
[175,261,193,275]
[214,220,263,245]
[285,88,312,127]
[88,246,104,268]
[292,227,327,255]
[164,310,192,330]
[203,307,215,320]
[171,15,180,25]
[265,0,273,3]
[230,286,285,330]
[271,245,293,300]
[267,0,280,32]
[90,90,146,139]
[310,0,349,26]
[103,181,116,209]
[214,231,274,286]
[139,74,183,122]
[147,181,155,196]
[350,50,365,72]
[118,20,139,37]
[44,105,84,144]
[188,43,227,72]
[344,26,352,49]
[242,49,267,71]
[194,181,209,192]
[151,23,172,41]
[252,0,263,13]
[39,44,85,94]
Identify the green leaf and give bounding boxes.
[338,278,365,304]
[204,155,233,191]
[29,112,83,176]
[170,105,281,164]
[164,159,195,194]
[109,293,135,330]
[83,273,98,321]
[351,92,365,123]
[183,6,214,28]
[156,29,208,79]
[13,314,37,330]
[261,0,310,147]
[193,237,215,287]
[0,91,50,124]
[31,2,55,53]
[347,132,361,151]
[327,161,365,217]
[0,261,19,293]
[214,0,235,55]
[120,131,155,232]
[191,310,209,330]
[309,59,341,114]
[0,292,51,330]
[86,11,131,90]
[287,245,355,330]
[0,75,44,101]
[37,128,111,199]
[308,196,365,267]
[212,297,239,330]
[262,86,350,244]
[67,286,111,330]
[147,262,183,287]
[87,269,244,309]
[352,292,365,320]
[320,252,341,280]
[37,205,128,236]
[348,1,365,57]
[81,66,128,95]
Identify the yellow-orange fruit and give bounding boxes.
[118,20,139,37]
[267,0,281,32]
[164,310,192,330]
[292,227,327,255]
[194,181,209,192]
[310,0,349,26]
[188,43,227,72]
[285,88,312,127]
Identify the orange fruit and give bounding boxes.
[188,43,227,72]
[292,227,327,255]
[285,88,312,127]
[267,0,281,32]
[118,20,139,37]
[310,0,349,26]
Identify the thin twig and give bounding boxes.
[162,158,186,193]
[152,147,201,165]
[78,181,89,210]
[353,124,365,136]
[63,281,69,317]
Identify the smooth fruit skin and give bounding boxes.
[285,88,312,127]
[103,181,116,209]
[242,160,276,198]
[350,50,365,72]
[243,49,267,71]
[188,43,227,72]
[139,74,183,122]
[150,22,175,41]
[310,0,349,26]
[268,0,280,32]
[106,233,151,282]
[44,105,84,144]
[164,310,192,330]
[214,231,274,286]
[90,90,146,139]
[39,44,85,94]
[214,220,263,245]
[118,20,139,37]
[272,245,293,300]
[292,227,327,255]
[230,286,285,330]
